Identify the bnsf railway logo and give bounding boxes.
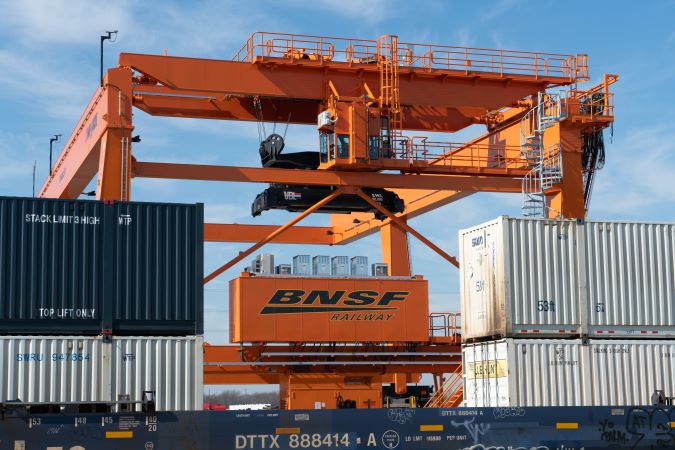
[259,290,410,321]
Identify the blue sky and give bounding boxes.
[0,0,674,352]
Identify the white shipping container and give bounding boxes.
[459,217,675,341]
[0,336,203,411]
[463,339,675,407]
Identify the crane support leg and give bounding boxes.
[203,189,344,283]
[39,67,133,200]
[549,125,585,218]
[97,128,132,201]
[354,189,459,268]
[381,222,411,276]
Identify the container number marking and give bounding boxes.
[537,300,555,312]
[596,303,606,313]
[289,433,350,448]
[235,433,351,449]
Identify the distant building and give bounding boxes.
[275,264,292,275]
[251,253,274,274]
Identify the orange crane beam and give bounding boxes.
[132,161,524,192]
[204,224,334,244]
[132,89,480,132]
[120,48,575,132]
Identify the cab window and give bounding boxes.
[368,136,380,159]
[319,132,329,163]
[337,134,350,158]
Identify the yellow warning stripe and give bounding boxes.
[556,422,579,430]
[420,424,444,432]
[276,427,301,434]
[106,431,133,439]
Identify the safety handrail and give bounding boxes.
[375,136,528,170]
[234,32,589,82]
[564,74,618,118]
[425,365,464,408]
[429,312,461,338]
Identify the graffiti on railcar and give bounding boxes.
[598,419,628,446]
[450,418,490,444]
[625,407,675,450]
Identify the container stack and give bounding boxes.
[459,216,675,407]
[0,196,204,411]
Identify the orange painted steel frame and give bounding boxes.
[281,374,383,410]
[37,32,616,406]
[39,33,613,247]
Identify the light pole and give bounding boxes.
[100,31,118,86]
[49,134,61,176]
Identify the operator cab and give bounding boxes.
[318,105,392,171]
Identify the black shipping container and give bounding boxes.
[0,196,203,335]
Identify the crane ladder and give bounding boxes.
[378,35,402,157]
[520,92,565,217]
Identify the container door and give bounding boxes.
[460,220,504,340]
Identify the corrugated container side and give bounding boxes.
[460,217,675,341]
[463,339,583,407]
[0,198,105,333]
[585,222,675,334]
[505,218,580,332]
[110,202,204,335]
[0,336,202,411]
[111,336,204,411]
[0,337,105,403]
[512,339,583,406]
[0,197,203,335]
[464,339,675,407]
[588,340,675,406]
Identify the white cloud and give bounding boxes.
[477,0,520,23]
[0,131,48,197]
[0,1,268,60]
[590,125,675,218]
[0,49,89,119]
[0,0,134,45]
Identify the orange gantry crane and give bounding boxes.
[39,32,616,409]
